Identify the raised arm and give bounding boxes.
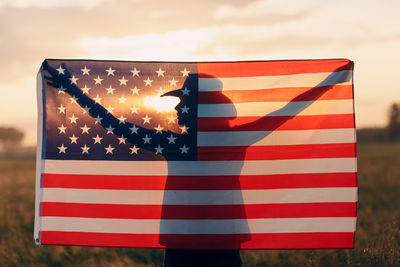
[232,65,353,143]
[43,62,170,152]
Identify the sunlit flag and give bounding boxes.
[35,59,357,249]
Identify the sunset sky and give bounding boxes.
[0,0,399,145]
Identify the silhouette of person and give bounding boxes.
[43,61,351,267]
[160,76,249,267]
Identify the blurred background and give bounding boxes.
[0,0,399,266]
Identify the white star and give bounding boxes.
[58,124,67,134]
[105,85,115,94]
[142,134,151,144]
[118,95,127,104]
[69,95,79,104]
[155,68,166,77]
[94,115,103,124]
[69,134,79,144]
[180,105,190,114]
[144,77,153,86]
[106,105,114,114]
[169,77,178,86]
[155,145,164,154]
[80,124,91,134]
[130,124,139,134]
[81,144,90,154]
[131,67,140,77]
[167,134,176,144]
[167,114,176,124]
[83,105,91,114]
[105,144,115,154]
[93,94,102,104]
[118,135,127,144]
[180,68,190,77]
[119,76,128,85]
[57,144,67,153]
[118,114,127,124]
[130,86,140,95]
[94,75,103,85]
[56,66,65,75]
[106,66,116,76]
[69,114,78,124]
[180,144,189,154]
[92,134,103,144]
[69,75,79,85]
[154,124,164,134]
[130,145,139,154]
[179,124,189,134]
[81,84,91,94]
[156,87,165,95]
[181,87,190,96]
[57,85,66,94]
[142,114,152,124]
[106,125,115,134]
[130,106,139,114]
[57,104,66,114]
[81,66,91,75]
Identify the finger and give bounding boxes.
[61,63,72,78]
[42,61,49,69]
[43,62,59,77]
[44,75,54,81]
[44,77,59,88]
[46,81,57,88]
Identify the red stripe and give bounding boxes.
[199,85,353,104]
[40,231,355,249]
[197,114,355,131]
[42,173,357,190]
[198,143,356,161]
[41,202,357,219]
[197,60,353,78]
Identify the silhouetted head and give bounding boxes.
[162,73,237,129]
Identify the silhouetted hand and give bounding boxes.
[43,62,76,95]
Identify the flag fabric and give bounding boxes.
[35,59,357,249]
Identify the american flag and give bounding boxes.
[35,59,357,249]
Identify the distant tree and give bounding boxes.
[356,128,387,143]
[0,127,25,148]
[387,103,400,141]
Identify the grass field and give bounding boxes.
[0,143,399,266]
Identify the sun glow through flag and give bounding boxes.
[35,59,357,249]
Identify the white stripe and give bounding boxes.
[199,71,352,92]
[40,217,356,234]
[44,158,357,176]
[198,129,356,146]
[41,187,357,205]
[198,99,354,117]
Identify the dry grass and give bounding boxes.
[0,142,399,266]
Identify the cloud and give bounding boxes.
[0,0,112,9]
[78,29,220,61]
[213,0,318,20]
[77,16,400,63]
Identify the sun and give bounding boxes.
[143,96,180,112]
